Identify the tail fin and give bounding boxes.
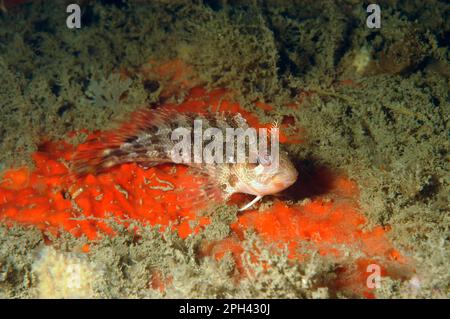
[70,108,175,176]
[70,137,119,176]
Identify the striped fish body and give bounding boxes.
[72,108,298,210]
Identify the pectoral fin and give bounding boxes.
[239,195,263,211]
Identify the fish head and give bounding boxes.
[234,151,298,196]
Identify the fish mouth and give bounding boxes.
[272,175,297,192]
[279,173,298,188]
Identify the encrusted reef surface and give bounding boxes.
[0,0,448,298]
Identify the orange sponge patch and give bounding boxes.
[0,88,410,297]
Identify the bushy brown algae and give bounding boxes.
[0,0,448,298]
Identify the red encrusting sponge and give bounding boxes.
[0,87,411,297]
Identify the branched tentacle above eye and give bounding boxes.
[271,119,280,131]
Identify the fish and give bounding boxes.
[71,107,298,211]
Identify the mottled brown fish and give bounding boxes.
[71,108,298,211]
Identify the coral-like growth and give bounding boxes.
[32,246,100,298]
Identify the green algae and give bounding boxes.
[0,0,448,298]
[0,225,43,298]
